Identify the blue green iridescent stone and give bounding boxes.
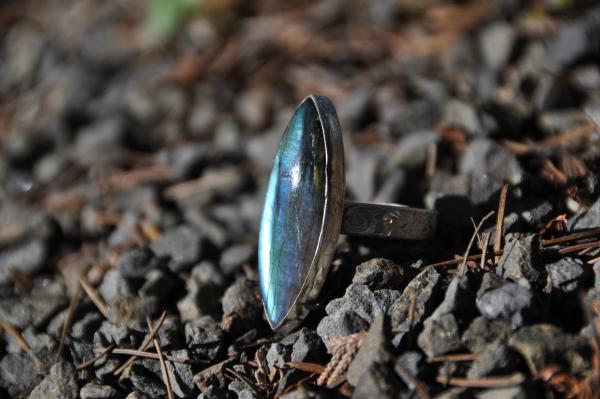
[258,99,326,328]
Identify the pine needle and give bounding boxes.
[146,317,174,399]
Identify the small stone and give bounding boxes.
[477,272,506,298]
[178,262,224,322]
[279,385,327,399]
[508,324,589,375]
[317,284,399,348]
[476,281,539,329]
[98,269,134,307]
[166,350,195,398]
[479,22,515,70]
[352,258,405,290]
[34,152,70,185]
[125,392,150,399]
[538,110,588,135]
[316,311,369,351]
[428,274,477,321]
[291,328,325,364]
[462,316,511,354]
[117,247,163,279]
[568,198,600,231]
[0,23,45,93]
[496,234,543,284]
[443,99,484,136]
[373,169,406,204]
[545,257,590,292]
[388,266,441,346]
[467,341,513,379]
[347,315,392,386]
[549,7,600,67]
[234,87,273,131]
[413,273,475,354]
[194,359,232,391]
[324,284,400,325]
[151,225,202,272]
[346,148,382,201]
[72,312,104,341]
[198,386,235,399]
[185,316,225,361]
[28,362,78,399]
[220,244,254,275]
[394,351,425,389]
[74,118,125,165]
[139,268,177,301]
[213,116,242,156]
[267,343,291,371]
[126,366,167,398]
[0,239,47,283]
[221,278,262,333]
[459,139,522,203]
[387,130,438,170]
[417,313,462,357]
[94,321,137,348]
[0,286,67,329]
[228,379,258,399]
[351,362,403,399]
[476,386,529,399]
[0,352,43,397]
[80,382,120,399]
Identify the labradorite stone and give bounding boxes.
[259,100,326,328]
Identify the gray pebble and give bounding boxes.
[545,257,590,292]
[228,379,258,399]
[351,362,403,399]
[151,225,203,272]
[291,328,324,363]
[417,313,462,357]
[476,281,539,329]
[462,316,511,354]
[0,352,43,397]
[80,382,120,399]
[0,239,47,283]
[496,233,543,284]
[198,386,235,399]
[185,316,225,361]
[266,342,291,371]
[117,247,163,279]
[28,362,78,399]
[352,258,404,290]
[347,315,391,386]
[316,311,369,351]
[220,244,254,275]
[467,341,513,379]
[508,324,589,375]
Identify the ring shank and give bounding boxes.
[341,201,436,239]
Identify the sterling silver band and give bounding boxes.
[341,201,436,239]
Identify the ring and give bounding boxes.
[258,95,437,333]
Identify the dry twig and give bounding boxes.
[146,317,174,399]
[113,310,167,375]
[436,373,525,388]
[79,278,110,319]
[317,331,365,387]
[77,344,115,370]
[494,185,508,264]
[56,283,82,360]
[0,320,31,353]
[459,211,495,275]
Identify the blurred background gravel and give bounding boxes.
[1,0,600,398]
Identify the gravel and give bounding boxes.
[1,1,599,398]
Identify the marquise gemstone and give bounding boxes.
[258,99,327,328]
